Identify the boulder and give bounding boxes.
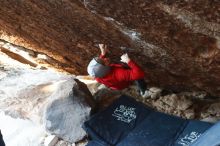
[44,78,95,143]
[1,0,220,96]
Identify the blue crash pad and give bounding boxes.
[84,95,213,146]
[84,96,153,145]
[190,121,220,146]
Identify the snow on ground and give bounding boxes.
[0,112,46,146]
[0,52,79,146]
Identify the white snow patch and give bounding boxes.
[0,112,46,146]
[0,52,75,146]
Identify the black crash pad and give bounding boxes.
[84,95,213,146]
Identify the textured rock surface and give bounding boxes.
[44,78,95,143]
[152,94,195,119]
[201,102,220,120]
[0,0,220,96]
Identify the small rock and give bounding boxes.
[184,109,195,119]
[162,94,193,110]
[148,87,162,99]
[201,117,219,123]
[201,102,220,119]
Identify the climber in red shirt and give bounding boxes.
[87,44,150,97]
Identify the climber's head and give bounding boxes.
[87,57,111,78]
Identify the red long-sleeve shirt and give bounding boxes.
[95,60,145,90]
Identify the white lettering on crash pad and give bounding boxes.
[177,131,201,146]
[112,105,136,123]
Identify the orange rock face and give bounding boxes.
[0,0,220,96]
